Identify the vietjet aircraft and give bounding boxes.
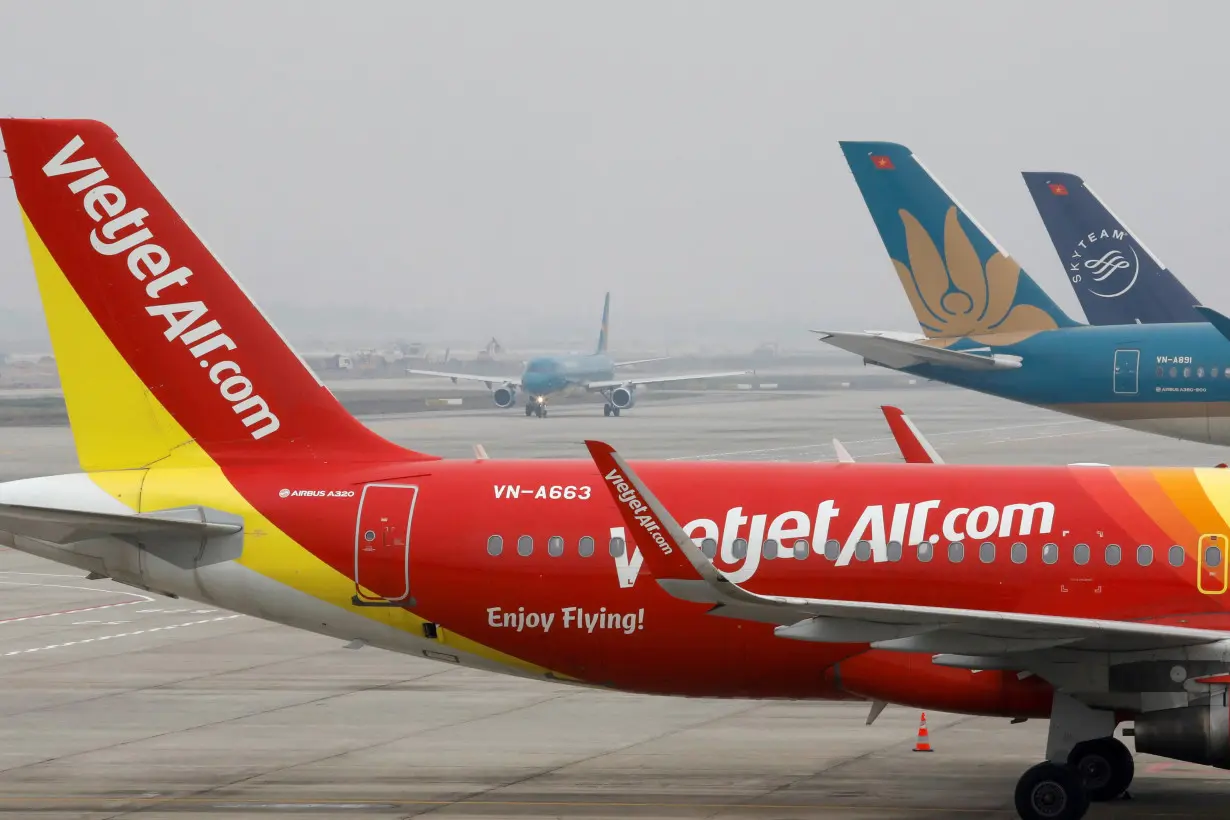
[6,119,1230,820]
[407,291,750,417]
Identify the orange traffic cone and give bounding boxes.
[913,711,933,752]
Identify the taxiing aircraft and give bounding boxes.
[407,292,750,417]
[1022,171,1203,325]
[820,141,1230,446]
[8,118,1230,820]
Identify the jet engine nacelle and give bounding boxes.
[492,385,517,408]
[611,386,636,409]
[1135,699,1230,768]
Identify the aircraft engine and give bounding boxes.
[611,386,636,409]
[492,385,517,408]
[1134,699,1230,768]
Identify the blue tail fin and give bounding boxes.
[596,291,610,354]
[840,142,1078,345]
[1021,171,1202,325]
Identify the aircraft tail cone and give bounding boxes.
[913,712,933,752]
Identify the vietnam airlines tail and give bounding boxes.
[821,141,1230,445]
[1022,171,1202,325]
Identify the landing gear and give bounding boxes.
[1014,762,1088,820]
[1012,692,1120,820]
[1068,737,1134,802]
[525,400,547,418]
[603,403,620,417]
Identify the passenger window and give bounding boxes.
[824,539,841,560]
[578,535,595,557]
[887,540,902,562]
[762,539,778,560]
[917,540,934,562]
[732,538,748,560]
[1073,543,1090,565]
[487,535,503,556]
[517,535,533,556]
[1137,544,1153,566]
[793,539,809,560]
[855,540,871,562]
[700,538,718,559]
[979,541,995,564]
[1042,542,1058,565]
[948,541,964,563]
[1215,368,1222,378]
[1207,546,1223,568]
[1169,545,1185,567]
[1105,544,1121,566]
[1184,366,1192,378]
[1010,542,1027,564]
[1199,367,1206,378]
[547,536,564,557]
[609,536,625,557]
[1169,366,1177,378]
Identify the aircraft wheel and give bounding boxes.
[540,407,548,418]
[525,404,533,417]
[613,407,620,417]
[603,404,612,417]
[1068,737,1133,801]
[1014,762,1088,820]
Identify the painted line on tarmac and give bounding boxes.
[0,599,140,625]
[1,614,242,657]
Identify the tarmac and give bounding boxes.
[1,383,1229,818]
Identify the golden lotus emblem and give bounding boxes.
[893,207,1058,346]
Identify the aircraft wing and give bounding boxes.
[584,370,752,391]
[0,503,242,545]
[406,369,521,388]
[812,331,1022,371]
[613,357,670,368]
[585,440,1226,658]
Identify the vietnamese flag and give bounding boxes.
[871,155,894,170]
[1049,183,1069,195]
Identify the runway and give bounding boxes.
[1,385,1229,818]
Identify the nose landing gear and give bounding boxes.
[525,398,547,418]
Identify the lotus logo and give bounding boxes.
[892,207,1058,346]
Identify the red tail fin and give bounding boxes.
[1,118,431,464]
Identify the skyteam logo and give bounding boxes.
[1067,227,1139,299]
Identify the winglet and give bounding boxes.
[584,440,716,584]
[881,406,944,464]
[833,438,856,463]
[1195,306,1230,344]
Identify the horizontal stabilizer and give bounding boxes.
[0,503,242,545]
[1196,306,1230,344]
[813,331,1021,371]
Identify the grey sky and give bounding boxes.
[0,1,1223,351]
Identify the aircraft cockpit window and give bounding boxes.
[547,536,564,557]
[1010,542,1027,564]
[948,541,964,563]
[762,539,779,560]
[793,539,809,559]
[609,536,625,557]
[886,540,902,562]
[578,536,595,557]
[1073,543,1090,565]
[916,540,934,562]
[1105,544,1122,566]
[1207,545,1223,568]
[487,535,503,556]
[1137,544,1154,566]
[1042,542,1058,565]
[732,538,748,560]
[824,539,840,560]
[854,540,871,562]
[979,541,995,564]
[700,538,718,559]
[517,535,533,556]
[1169,545,1186,567]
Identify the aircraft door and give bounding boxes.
[1198,534,1228,595]
[1113,349,1139,395]
[354,483,418,604]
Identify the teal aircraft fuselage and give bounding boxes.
[908,323,1230,444]
[521,354,616,398]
